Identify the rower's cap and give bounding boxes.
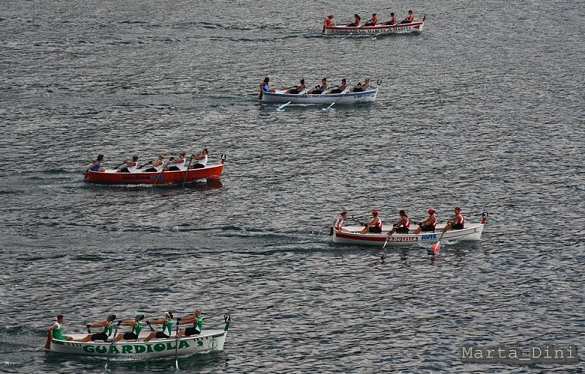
[107,314,116,321]
[135,314,145,321]
[427,208,436,214]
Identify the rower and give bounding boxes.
[167,152,186,171]
[347,14,361,27]
[329,78,347,94]
[114,315,145,342]
[444,207,465,231]
[352,79,370,92]
[88,154,105,172]
[322,15,335,32]
[144,312,174,341]
[179,309,204,337]
[141,155,165,172]
[191,148,209,169]
[76,314,117,342]
[361,209,383,234]
[286,79,306,94]
[415,208,437,234]
[334,210,348,231]
[401,9,415,24]
[118,155,139,173]
[384,12,397,26]
[308,78,328,94]
[364,13,378,26]
[392,210,410,234]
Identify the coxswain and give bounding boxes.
[384,12,397,26]
[144,311,175,341]
[45,314,72,350]
[114,314,145,341]
[364,13,378,26]
[347,14,361,27]
[322,15,335,32]
[191,148,209,169]
[393,210,410,234]
[259,77,274,99]
[401,9,415,24]
[179,309,204,337]
[167,152,186,171]
[415,208,437,234]
[286,79,306,94]
[329,78,348,94]
[445,207,465,231]
[118,155,139,173]
[361,209,383,234]
[76,314,117,342]
[88,154,105,172]
[334,210,348,231]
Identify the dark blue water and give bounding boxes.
[1,0,584,372]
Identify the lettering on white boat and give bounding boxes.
[81,340,191,354]
[390,236,418,242]
[421,234,437,241]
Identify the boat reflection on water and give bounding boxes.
[192,179,223,191]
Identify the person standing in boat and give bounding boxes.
[178,309,204,337]
[76,314,117,342]
[88,154,105,172]
[415,208,438,233]
[329,78,347,94]
[347,14,361,27]
[114,314,145,342]
[322,15,335,32]
[334,211,348,231]
[308,78,328,94]
[384,12,397,26]
[118,155,139,173]
[191,148,209,169]
[286,79,306,94]
[259,77,274,99]
[401,9,415,24]
[444,207,465,231]
[144,312,175,341]
[361,209,383,234]
[392,210,411,234]
[45,315,73,347]
[364,13,378,26]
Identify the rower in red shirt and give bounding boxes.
[347,14,361,27]
[415,208,437,234]
[384,12,397,26]
[361,209,383,233]
[401,9,415,24]
[392,210,410,234]
[364,13,378,26]
[322,15,335,32]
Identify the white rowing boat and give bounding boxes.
[323,18,425,37]
[261,87,378,105]
[332,223,484,247]
[47,329,227,361]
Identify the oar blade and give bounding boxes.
[431,241,441,255]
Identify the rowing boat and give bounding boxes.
[261,87,378,105]
[323,18,425,37]
[332,222,484,247]
[47,329,228,361]
[84,161,224,186]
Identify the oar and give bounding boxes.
[174,317,182,370]
[182,155,193,187]
[277,101,291,111]
[380,229,395,260]
[322,102,335,111]
[430,225,449,255]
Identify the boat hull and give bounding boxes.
[261,88,378,105]
[48,330,227,361]
[84,163,224,186]
[323,21,424,36]
[332,223,484,247]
